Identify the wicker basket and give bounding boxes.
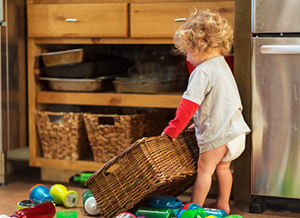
[35,111,91,160]
[85,130,199,217]
[83,111,166,163]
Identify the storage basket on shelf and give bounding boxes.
[84,111,166,163]
[85,130,199,217]
[35,111,91,160]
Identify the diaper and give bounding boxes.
[222,134,246,162]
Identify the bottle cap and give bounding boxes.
[17,199,36,210]
[56,210,77,218]
[84,197,101,215]
[63,191,79,208]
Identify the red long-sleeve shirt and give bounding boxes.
[164,98,199,138]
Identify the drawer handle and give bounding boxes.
[261,45,300,54]
[174,18,187,22]
[66,18,78,22]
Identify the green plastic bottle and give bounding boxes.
[225,215,243,218]
[69,172,94,187]
[82,189,101,215]
[179,208,206,218]
[136,207,175,217]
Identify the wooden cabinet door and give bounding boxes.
[27,3,128,38]
[131,1,234,38]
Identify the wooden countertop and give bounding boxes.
[28,0,233,4]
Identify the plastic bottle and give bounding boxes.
[29,184,54,202]
[17,200,38,210]
[49,184,79,208]
[178,208,206,218]
[69,172,94,187]
[18,199,55,211]
[115,213,147,218]
[183,203,228,218]
[203,208,228,217]
[82,189,101,215]
[225,215,243,218]
[115,212,136,218]
[206,215,244,218]
[11,201,56,218]
[135,207,175,217]
[182,203,193,210]
[146,195,183,217]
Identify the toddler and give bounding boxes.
[161,10,251,214]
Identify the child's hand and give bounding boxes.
[188,123,195,131]
[161,131,176,142]
[161,131,167,137]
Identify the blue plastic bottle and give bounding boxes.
[203,208,228,217]
[185,203,228,218]
[146,196,183,216]
[29,184,54,202]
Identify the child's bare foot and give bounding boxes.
[206,201,230,215]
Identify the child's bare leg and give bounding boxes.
[209,161,232,214]
[191,145,228,207]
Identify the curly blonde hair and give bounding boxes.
[173,9,233,56]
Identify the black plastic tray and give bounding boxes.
[41,59,130,78]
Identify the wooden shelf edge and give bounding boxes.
[32,37,174,45]
[35,157,104,171]
[37,91,182,108]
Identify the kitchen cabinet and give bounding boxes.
[27,0,234,172]
[131,2,234,38]
[27,3,129,38]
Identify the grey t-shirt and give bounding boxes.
[183,56,251,153]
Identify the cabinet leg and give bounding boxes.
[249,196,266,214]
[0,151,7,185]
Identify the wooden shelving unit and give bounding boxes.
[27,0,234,173]
[37,91,182,108]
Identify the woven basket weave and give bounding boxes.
[84,111,167,163]
[35,111,91,160]
[85,130,199,217]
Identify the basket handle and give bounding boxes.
[48,114,64,124]
[97,115,115,126]
[45,112,78,124]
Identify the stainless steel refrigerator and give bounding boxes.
[251,0,300,213]
[0,0,27,184]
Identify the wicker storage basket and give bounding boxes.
[83,111,166,163]
[35,111,91,160]
[85,131,199,217]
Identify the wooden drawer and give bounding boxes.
[130,1,234,38]
[27,3,128,38]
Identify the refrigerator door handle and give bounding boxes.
[0,0,3,24]
[0,0,5,25]
[261,45,300,54]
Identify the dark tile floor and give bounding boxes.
[0,160,300,218]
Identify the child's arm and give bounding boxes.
[163,98,199,139]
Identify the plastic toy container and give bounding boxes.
[146,196,183,216]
